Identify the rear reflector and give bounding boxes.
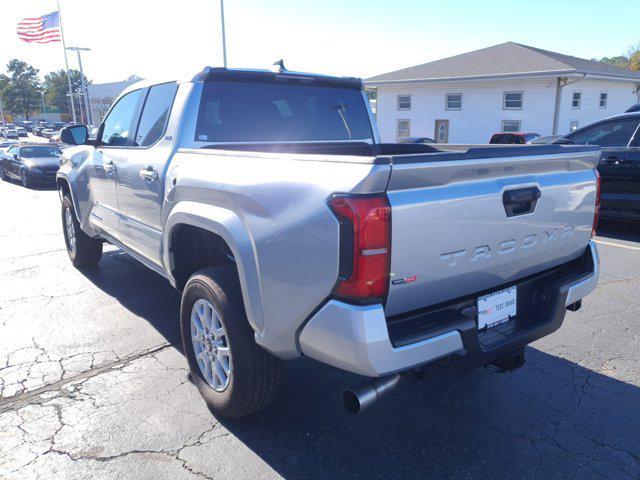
[328,194,391,302]
[591,169,601,238]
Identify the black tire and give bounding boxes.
[181,266,282,419]
[20,169,30,188]
[0,163,5,181]
[61,195,102,267]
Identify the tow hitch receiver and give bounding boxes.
[486,347,525,373]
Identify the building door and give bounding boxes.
[434,120,449,143]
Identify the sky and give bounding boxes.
[1,0,640,85]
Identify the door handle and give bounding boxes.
[503,186,541,217]
[601,156,621,165]
[139,165,158,181]
[105,160,117,174]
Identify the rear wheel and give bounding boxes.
[180,266,282,419]
[61,195,102,267]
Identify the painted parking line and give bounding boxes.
[594,239,640,251]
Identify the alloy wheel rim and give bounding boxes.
[190,298,232,392]
[64,208,76,254]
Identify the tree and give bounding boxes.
[594,55,630,69]
[0,59,41,119]
[592,40,640,72]
[628,42,640,71]
[629,51,640,72]
[44,69,91,122]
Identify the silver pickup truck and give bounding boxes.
[57,67,600,418]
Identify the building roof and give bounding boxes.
[87,76,143,98]
[366,42,640,84]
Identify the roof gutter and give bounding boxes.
[365,70,640,86]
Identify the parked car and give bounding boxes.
[550,112,640,223]
[399,136,436,144]
[2,128,19,140]
[57,67,600,418]
[15,126,28,138]
[17,120,34,132]
[0,143,62,187]
[529,134,563,145]
[489,132,541,144]
[41,128,57,139]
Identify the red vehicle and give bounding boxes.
[489,132,540,144]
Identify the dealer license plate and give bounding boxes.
[477,286,517,330]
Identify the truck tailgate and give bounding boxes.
[384,146,600,317]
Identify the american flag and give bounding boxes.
[17,11,62,44]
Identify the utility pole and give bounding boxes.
[0,97,5,128]
[66,47,92,126]
[40,91,47,121]
[220,0,228,67]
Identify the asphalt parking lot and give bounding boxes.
[0,179,639,480]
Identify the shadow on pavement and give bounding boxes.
[0,178,58,191]
[222,351,640,479]
[78,249,182,349]
[597,220,640,243]
[77,246,640,479]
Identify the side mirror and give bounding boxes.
[60,125,89,145]
[13,154,19,160]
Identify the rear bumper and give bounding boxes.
[299,241,599,377]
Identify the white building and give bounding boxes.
[87,75,142,125]
[365,42,640,143]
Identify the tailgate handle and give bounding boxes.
[503,187,541,217]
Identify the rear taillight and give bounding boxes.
[591,169,601,238]
[328,194,391,303]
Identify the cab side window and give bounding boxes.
[567,118,640,147]
[99,90,143,147]
[134,82,178,147]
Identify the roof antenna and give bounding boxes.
[271,59,286,72]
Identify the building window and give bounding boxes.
[572,91,582,109]
[445,93,462,110]
[502,120,521,132]
[570,120,579,132]
[397,95,411,111]
[599,92,608,109]
[503,91,523,110]
[397,119,410,140]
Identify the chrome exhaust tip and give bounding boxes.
[342,373,401,414]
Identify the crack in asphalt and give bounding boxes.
[0,343,171,411]
[0,343,227,480]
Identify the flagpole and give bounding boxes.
[56,0,77,124]
[220,0,227,68]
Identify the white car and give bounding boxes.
[2,129,19,140]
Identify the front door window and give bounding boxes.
[99,90,143,146]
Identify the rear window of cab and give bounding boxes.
[195,81,374,144]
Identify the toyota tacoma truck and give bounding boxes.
[57,66,601,418]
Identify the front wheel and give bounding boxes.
[61,195,103,267]
[0,164,5,181]
[181,266,282,419]
[20,169,30,188]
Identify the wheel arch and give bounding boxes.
[164,201,265,334]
